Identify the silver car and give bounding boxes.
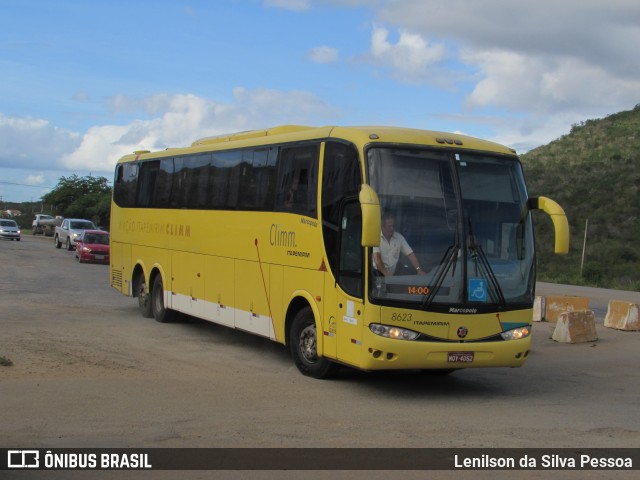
[0,219,21,241]
[55,218,97,250]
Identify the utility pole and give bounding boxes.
[580,218,589,276]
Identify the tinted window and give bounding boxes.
[136,160,160,207]
[238,148,277,210]
[210,151,242,208]
[275,144,319,217]
[84,234,109,244]
[321,141,361,274]
[171,154,211,209]
[338,201,364,297]
[155,159,174,208]
[114,144,316,214]
[113,163,138,207]
[70,221,95,229]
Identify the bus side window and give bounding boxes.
[275,144,319,218]
[155,158,174,208]
[238,150,258,209]
[114,163,138,207]
[169,157,187,208]
[238,148,276,210]
[192,154,212,209]
[210,151,242,209]
[136,160,160,207]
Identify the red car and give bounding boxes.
[75,230,110,264]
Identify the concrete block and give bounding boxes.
[604,300,640,331]
[552,310,598,343]
[545,295,590,323]
[533,296,545,322]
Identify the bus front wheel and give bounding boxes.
[151,275,175,323]
[289,307,338,379]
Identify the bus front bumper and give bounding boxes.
[357,329,532,371]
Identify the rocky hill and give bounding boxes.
[521,105,640,290]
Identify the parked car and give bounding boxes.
[0,219,21,241]
[75,230,110,264]
[54,218,97,250]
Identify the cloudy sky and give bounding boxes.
[1,0,639,202]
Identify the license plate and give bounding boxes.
[95,255,104,260]
[448,351,474,363]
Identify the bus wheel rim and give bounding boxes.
[138,283,147,307]
[299,325,318,364]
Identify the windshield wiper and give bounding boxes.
[422,243,459,308]
[467,219,506,307]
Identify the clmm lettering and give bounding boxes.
[270,224,296,247]
[166,223,191,237]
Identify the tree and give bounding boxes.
[42,175,112,227]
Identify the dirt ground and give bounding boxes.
[1,235,639,479]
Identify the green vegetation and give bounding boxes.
[1,175,112,231]
[41,175,111,227]
[522,105,640,291]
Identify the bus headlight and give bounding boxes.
[369,324,420,341]
[501,326,531,340]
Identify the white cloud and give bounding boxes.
[321,0,639,149]
[25,173,45,186]
[264,0,311,11]
[308,46,340,64]
[367,25,445,83]
[370,0,640,114]
[2,88,341,176]
[72,91,91,103]
[461,49,639,116]
[285,1,640,148]
[0,114,81,170]
[375,0,640,63]
[61,124,133,172]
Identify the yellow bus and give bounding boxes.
[110,125,568,378]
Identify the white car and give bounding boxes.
[54,218,97,250]
[0,219,21,241]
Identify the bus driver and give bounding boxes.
[373,213,426,277]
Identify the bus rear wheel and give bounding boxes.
[137,276,153,318]
[289,307,338,379]
[151,275,175,323]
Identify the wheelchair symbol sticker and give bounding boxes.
[468,279,487,302]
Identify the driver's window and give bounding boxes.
[338,202,363,298]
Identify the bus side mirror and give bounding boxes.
[359,184,381,248]
[528,196,570,255]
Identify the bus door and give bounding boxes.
[323,201,365,366]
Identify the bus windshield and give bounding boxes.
[367,147,535,310]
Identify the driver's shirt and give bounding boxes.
[372,232,413,275]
